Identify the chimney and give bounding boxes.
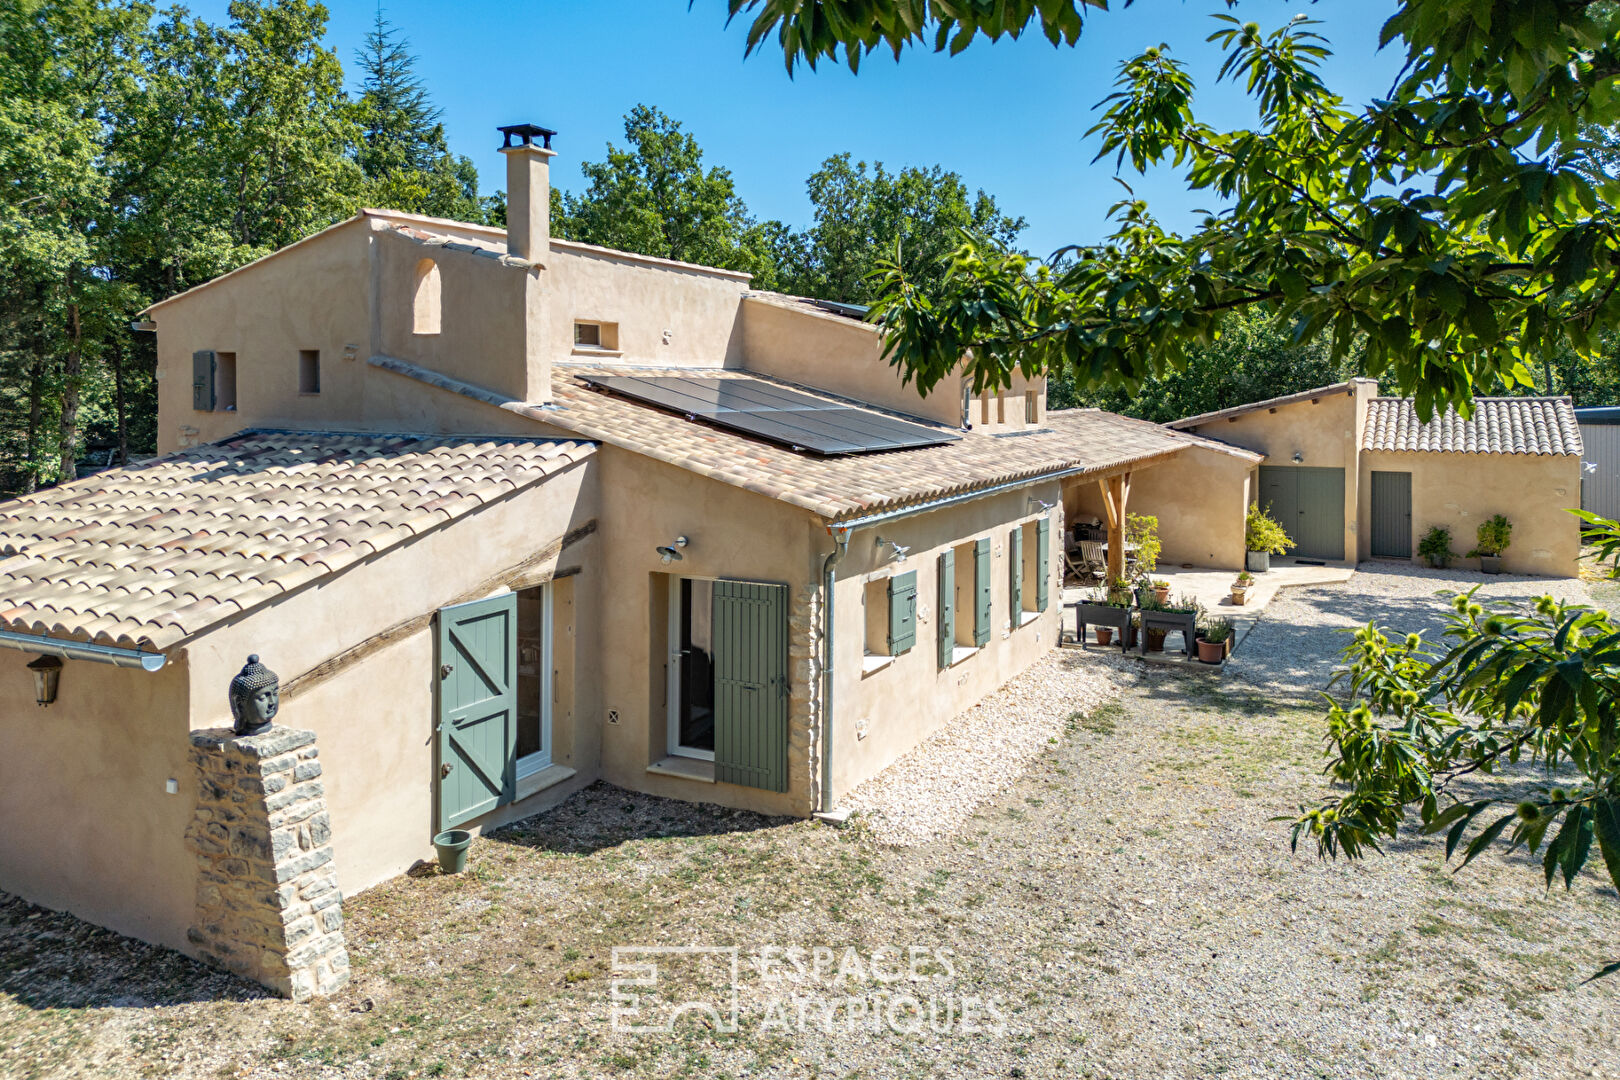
[498,123,556,264]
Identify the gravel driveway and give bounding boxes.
[0,566,1614,1079]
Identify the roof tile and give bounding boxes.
[1362,397,1582,455]
[0,431,594,651]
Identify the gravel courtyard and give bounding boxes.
[0,567,1615,1079]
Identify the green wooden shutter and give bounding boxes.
[435,592,518,832]
[973,537,992,646]
[713,580,789,792]
[937,549,955,668]
[192,349,216,411]
[887,570,917,653]
[1008,527,1024,615]
[1036,517,1051,612]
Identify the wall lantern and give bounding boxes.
[1028,497,1055,512]
[1291,451,1305,464]
[875,535,911,560]
[27,654,62,706]
[656,536,690,564]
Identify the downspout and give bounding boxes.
[819,529,850,812]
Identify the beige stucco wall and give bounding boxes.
[829,483,1064,801]
[1124,447,1254,570]
[592,445,820,817]
[0,652,196,952]
[1357,450,1581,576]
[1183,382,1375,561]
[184,452,599,896]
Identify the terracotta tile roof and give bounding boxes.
[1168,379,1378,429]
[0,431,594,652]
[370,355,1203,522]
[1362,397,1582,455]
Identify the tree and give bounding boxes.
[1297,588,1620,978]
[552,105,787,279]
[351,9,484,222]
[793,153,1023,303]
[721,0,1620,417]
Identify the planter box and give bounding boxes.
[1140,609,1196,658]
[1246,550,1270,573]
[1073,601,1130,649]
[1479,555,1503,575]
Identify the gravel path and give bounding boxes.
[1,565,1614,1079]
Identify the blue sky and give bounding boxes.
[201,0,1405,255]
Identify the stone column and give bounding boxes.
[186,726,350,1001]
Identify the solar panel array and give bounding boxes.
[580,374,961,456]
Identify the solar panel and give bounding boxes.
[580,374,961,456]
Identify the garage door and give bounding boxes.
[1257,465,1345,561]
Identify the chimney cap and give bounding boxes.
[498,123,556,150]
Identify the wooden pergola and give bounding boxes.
[1096,472,1132,584]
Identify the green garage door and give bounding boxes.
[1369,470,1413,558]
[1257,465,1346,561]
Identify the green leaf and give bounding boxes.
[1592,797,1620,895]
[1456,811,1516,870]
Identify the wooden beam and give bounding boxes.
[1096,477,1118,531]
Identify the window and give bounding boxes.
[515,584,553,774]
[573,320,618,352]
[1025,390,1038,426]
[1014,521,1043,623]
[865,571,917,666]
[939,539,991,665]
[215,352,237,412]
[668,577,716,760]
[298,350,320,394]
[412,258,441,335]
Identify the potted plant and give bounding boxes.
[1230,570,1255,606]
[1152,579,1171,605]
[1245,503,1294,572]
[1197,618,1232,664]
[1467,514,1512,574]
[1418,524,1455,569]
[1137,593,1167,651]
[1075,579,1132,647]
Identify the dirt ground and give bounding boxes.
[1,578,1617,1079]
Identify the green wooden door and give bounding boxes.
[435,592,518,832]
[712,580,790,793]
[1257,465,1346,560]
[1369,470,1413,558]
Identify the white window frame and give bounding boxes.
[515,583,554,779]
[666,575,717,762]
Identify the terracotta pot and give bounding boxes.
[1096,627,1113,646]
[1154,586,1171,604]
[1146,628,1166,652]
[1197,637,1224,664]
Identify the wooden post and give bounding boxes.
[1098,473,1132,584]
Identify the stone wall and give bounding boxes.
[186,726,350,1001]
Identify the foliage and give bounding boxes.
[728,1,1620,419]
[1572,508,1620,576]
[1293,593,1620,976]
[1418,524,1455,567]
[350,10,485,223]
[789,153,1023,303]
[1200,617,1232,644]
[1244,503,1293,555]
[552,105,784,281]
[1124,511,1159,576]
[1235,570,1254,585]
[1468,514,1513,559]
[1105,576,1132,606]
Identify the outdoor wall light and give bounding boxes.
[27,654,62,706]
[875,536,911,560]
[1291,451,1305,464]
[1028,497,1055,512]
[656,536,690,564]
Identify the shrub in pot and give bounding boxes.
[1197,618,1232,664]
[1418,524,1455,569]
[1245,504,1294,572]
[1230,570,1254,605]
[1125,512,1161,577]
[1467,513,1512,574]
[1152,578,1171,604]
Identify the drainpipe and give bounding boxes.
[819,530,849,812]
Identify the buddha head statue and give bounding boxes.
[228,654,280,737]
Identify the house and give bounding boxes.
[1146,380,1583,575]
[0,123,1231,999]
